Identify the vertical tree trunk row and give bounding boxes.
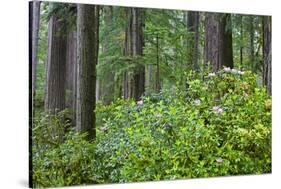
[76,4,99,140]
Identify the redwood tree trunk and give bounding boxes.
[31,1,41,107]
[219,14,233,69]
[240,15,243,69]
[102,6,115,104]
[76,4,99,140]
[44,5,67,114]
[66,30,77,122]
[249,16,255,71]
[263,16,272,96]
[123,8,145,100]
[204,13,233,72]
[187,11,199,71]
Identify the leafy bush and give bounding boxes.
[32,111,96,187]
[94,68,271,182]
[32,68,271,187]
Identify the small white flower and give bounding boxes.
[100,126,108,133]
[216,157,223,163]
[231,69,238,74]
[137,100,144,106]
[214,98,220,103]
[217,108,224,114]
[194,99,201,106]
[212,106,224,114]
[224,67,231,72]
[212,106,220,111]
[156,113,162,118]
[208,72,216,77]
[238,70,245,75]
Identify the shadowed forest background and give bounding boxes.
[30,1,272,188]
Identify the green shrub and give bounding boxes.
[32,111,96,188]
[32,68,271,187]
[95,68,271,182]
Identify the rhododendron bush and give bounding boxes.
[32,68,271,187]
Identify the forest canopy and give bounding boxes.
[30,1,271,188]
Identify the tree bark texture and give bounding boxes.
[102,6,115,104]
[44,4,67,114]
[204,13,233,72]
[31,1,41,107]
[187,11,200,71]
[123,8,145,100]
[76,4,99,140]
[263,16,272,96]
[249,16,255,71]
[66,30,77,122]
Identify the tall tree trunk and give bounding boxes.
[249,16,255,71]
[76,4,99,140]
[240,15,243,69]
[204,13,233,72]
[123,8,145,100]
[132,8,145,100]
[66,30,77,123]
[187,11,200,71]
[145,64,153,92]
[155,33,160,92]
[263,16,272,96]
[219,14,233,69]
[102,6,115,104]
[44,4,67,114]
[204,13,219,71]
[31,1,41,109]
[123,8,132,99]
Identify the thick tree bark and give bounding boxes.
[31,1,41,107]
[44,5,67,114]
[102,6,115,104]
[145,64,153,91]
[76,4,99,140]
[155,33,160,93]
[240,15,243,69]
[219,14,233,69]
[249,16,255,71]
[123,8,145,100]
[263,16,272,96]
[187,11,200,71]
[204,13,233,72]
[66,30,77,122]
[204,13,219,71]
